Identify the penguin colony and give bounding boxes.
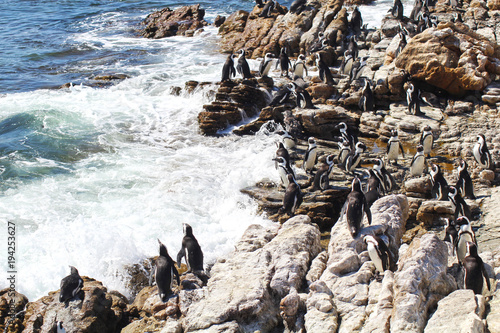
[213,0,497,297]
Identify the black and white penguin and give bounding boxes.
[406,82,423,116]
[456,159,475,199]
[430,163,449,200]
[443,218,458,255]
[259,53,274,77]
[347,36,359,60]
[419,125,434,158]
[350,7,363,34]
[351,56,368,82]
[256,0,265,8]
[279,174,303,215]
[455,216,476,264]
[315,52,334,85]
[289,0,307,14]
[364,169,382,208]
[341,177,372,238]
[221,54,236,82]
[394,31,407,58]
[292,54,308,78]
[463,241,491,295]
[448,185,471,221]
[259,0,275,18]
[390,0,404,19]
[386,129,405,165]
[337,138,351,168]
[410,0,423,20]
[236,49,253,79]
[156,239,180,302]
[363,235,393,273]
[280,130,296,149]
[410,145,426,177]
[335,122,358,150]
[311,154,335,191]
[269,83,294,106]
[59,266,84,303]
[473,134,493,170]
[177,223,204,273]
[344,141,366,173]
[340,50,354,76]
[275,156,293,187]
[276,47,292,77]
[373,158,396,193]
[309,32,326,53]
[275,141,293,172]
[359,79,374,112]
[290,82,316,109]
[56,321,66,333]
[303,137,318,175]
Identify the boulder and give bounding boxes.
[416,200,454,226]
[141,5,208,39]
[304,281,338,333]
[395,22,500,96]
[0,289,28,333]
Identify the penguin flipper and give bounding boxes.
[482,262,491,291]
[172,263,180,286]
[176,247,186,267]
[364,197,372,225]
[399,142,405,157]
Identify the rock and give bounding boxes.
[213,15,226,27]
[141,5,208,39]
[22,277,128,333]
[391,233,457,332]
[181,215,321,332]
[404,176,431,196]
[304,280,338,332]
[480,169,495,181]
[0,289,28,333]
[395,22,500,96]
[380,16,401,38]
[444,100,475,115]
[416,200,454,226]
[424,290,486,332]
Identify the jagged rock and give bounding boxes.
[391,233,457,332]
[0,289,28,333]
[423,290,486,332]
[127,285,180,321]
[304,280,338,332]
[444,100,475,115]
[141,5,208,39]
[181,215,321,332]
[22,277,128,333]
[416,200,454,226]
[395,22,500,96]
[361,271,394,333]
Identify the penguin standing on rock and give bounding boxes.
[373,158,396,193]
[363,235,394,274]
[156,239,180,302]
[473,134,493,170]
[409,145,426,177]
[303,137,318,175]
[350,7,363,33]
[337,139,351,168]
[359,79,374,112]
[430,163,449,200]
[259,0,276,18]
[236,49,253,79]
[390,0,404,19]
[315,53,334,85]
[456,159,475,199]
[443,218,458,255]
[280,130,296,149]
[455,216,476,264]
[269,83,294,106]
[221,54,236,82]
[276,47,292,77]
[59,266,84,303]
[448,185,471,221]
[275,142,294,177]
[311,154,335,191]
[463,241,491,295]
[343,141,366,173]
[259,53,274,77]
[364,169,382,208]
[293,54,308,78]
[420,125,434,158]
[177,223,204,273]
[406,82,423,116]
[335,122,358,150]
[341,177,372,238]
[386,129,405,165]
[279,174,303,215]
[275,156,293,187]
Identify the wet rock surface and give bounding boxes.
[141,5,208,38]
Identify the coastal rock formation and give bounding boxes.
[395,22,500,96]
[0,289,28,333]
[21,277,128,333]
[181,215,321,332]
[141,5,208,38]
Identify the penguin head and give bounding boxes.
[355,141,366,153]
[390,129,398,138]
[69,265,79,276]
[476,134,486,144]
[308,137,316,145]
[458,159,467,171]
[448,185,457,198]
[298,54,305,61]
[238,49,246,58]
[374,158,384,169]
[423,125,431,132]
[416,145,424,153]
[183,223,193,237]
[429,163,439,175]
[465,241,478,257]
[456,216,470,227]
[336,122,347,132]
[363,235,375,245]
[158,239,169,258]
[325,154,335,165]
[351,177,362,192]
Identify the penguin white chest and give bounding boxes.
[410,155,425,176]
[387,141,400,160]
[367,243,384,273]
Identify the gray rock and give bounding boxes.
[304,280,338,333]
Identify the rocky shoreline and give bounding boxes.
[2,0,500,332]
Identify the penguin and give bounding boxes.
[347,36,359,60]
[359,79,374,112]
[276,47,292,77]
[236,49,253,79]
[311,154,335,191]
[390,0,404,19]
[303,137,318,175]
[410,0,423,20]
[363,235,393,273]
[56,321,66,333]
[350,7,363,34]
[259,53,274,77]
[309,32,327,53]
[344,141,366,173]
[283,109,304,140]
[280,130,296,149]
[386,129,405,165]
[406,82,423,116]
[156,239,180,302]
[419,125,434,158]
[292,54,308,78]
[289,0,307,14]
[315,52,334,85]
[443,218,458,255]
[279,174,303,215]
[456,159,475,199]
[59,266,84,303]
[463,241,491,295]
[256,0,264,8]
[364,169,382,208]
[269,83,293,106]
[335,122,358,150]
[221,54,236,82]
[448,185,471,221]
[409,145,426,177]
[473,134,493,170]
[455,216,476,264]
[394,31,407,58]
[340,50,354,76]
[430,163,449,200]
[291,82,316,109]
[177,223,204,273]
[341,177,372,238]
[275,156,293,187]
[351,56,368,81]
[337,138,351,168]
[259,0,275,18]
[373,158,396,193]
[275,142,294,177]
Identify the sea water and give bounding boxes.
[0,0,412,301]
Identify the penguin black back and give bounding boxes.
[156,239,180,302]
[456,159,475,199]
[177,223,204,273]
[59,266,84,303]
[342,177,372,237]
[221,54,236,82]
[463,242,490,295]
[279,174,303,215]
[430,163,449,200]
